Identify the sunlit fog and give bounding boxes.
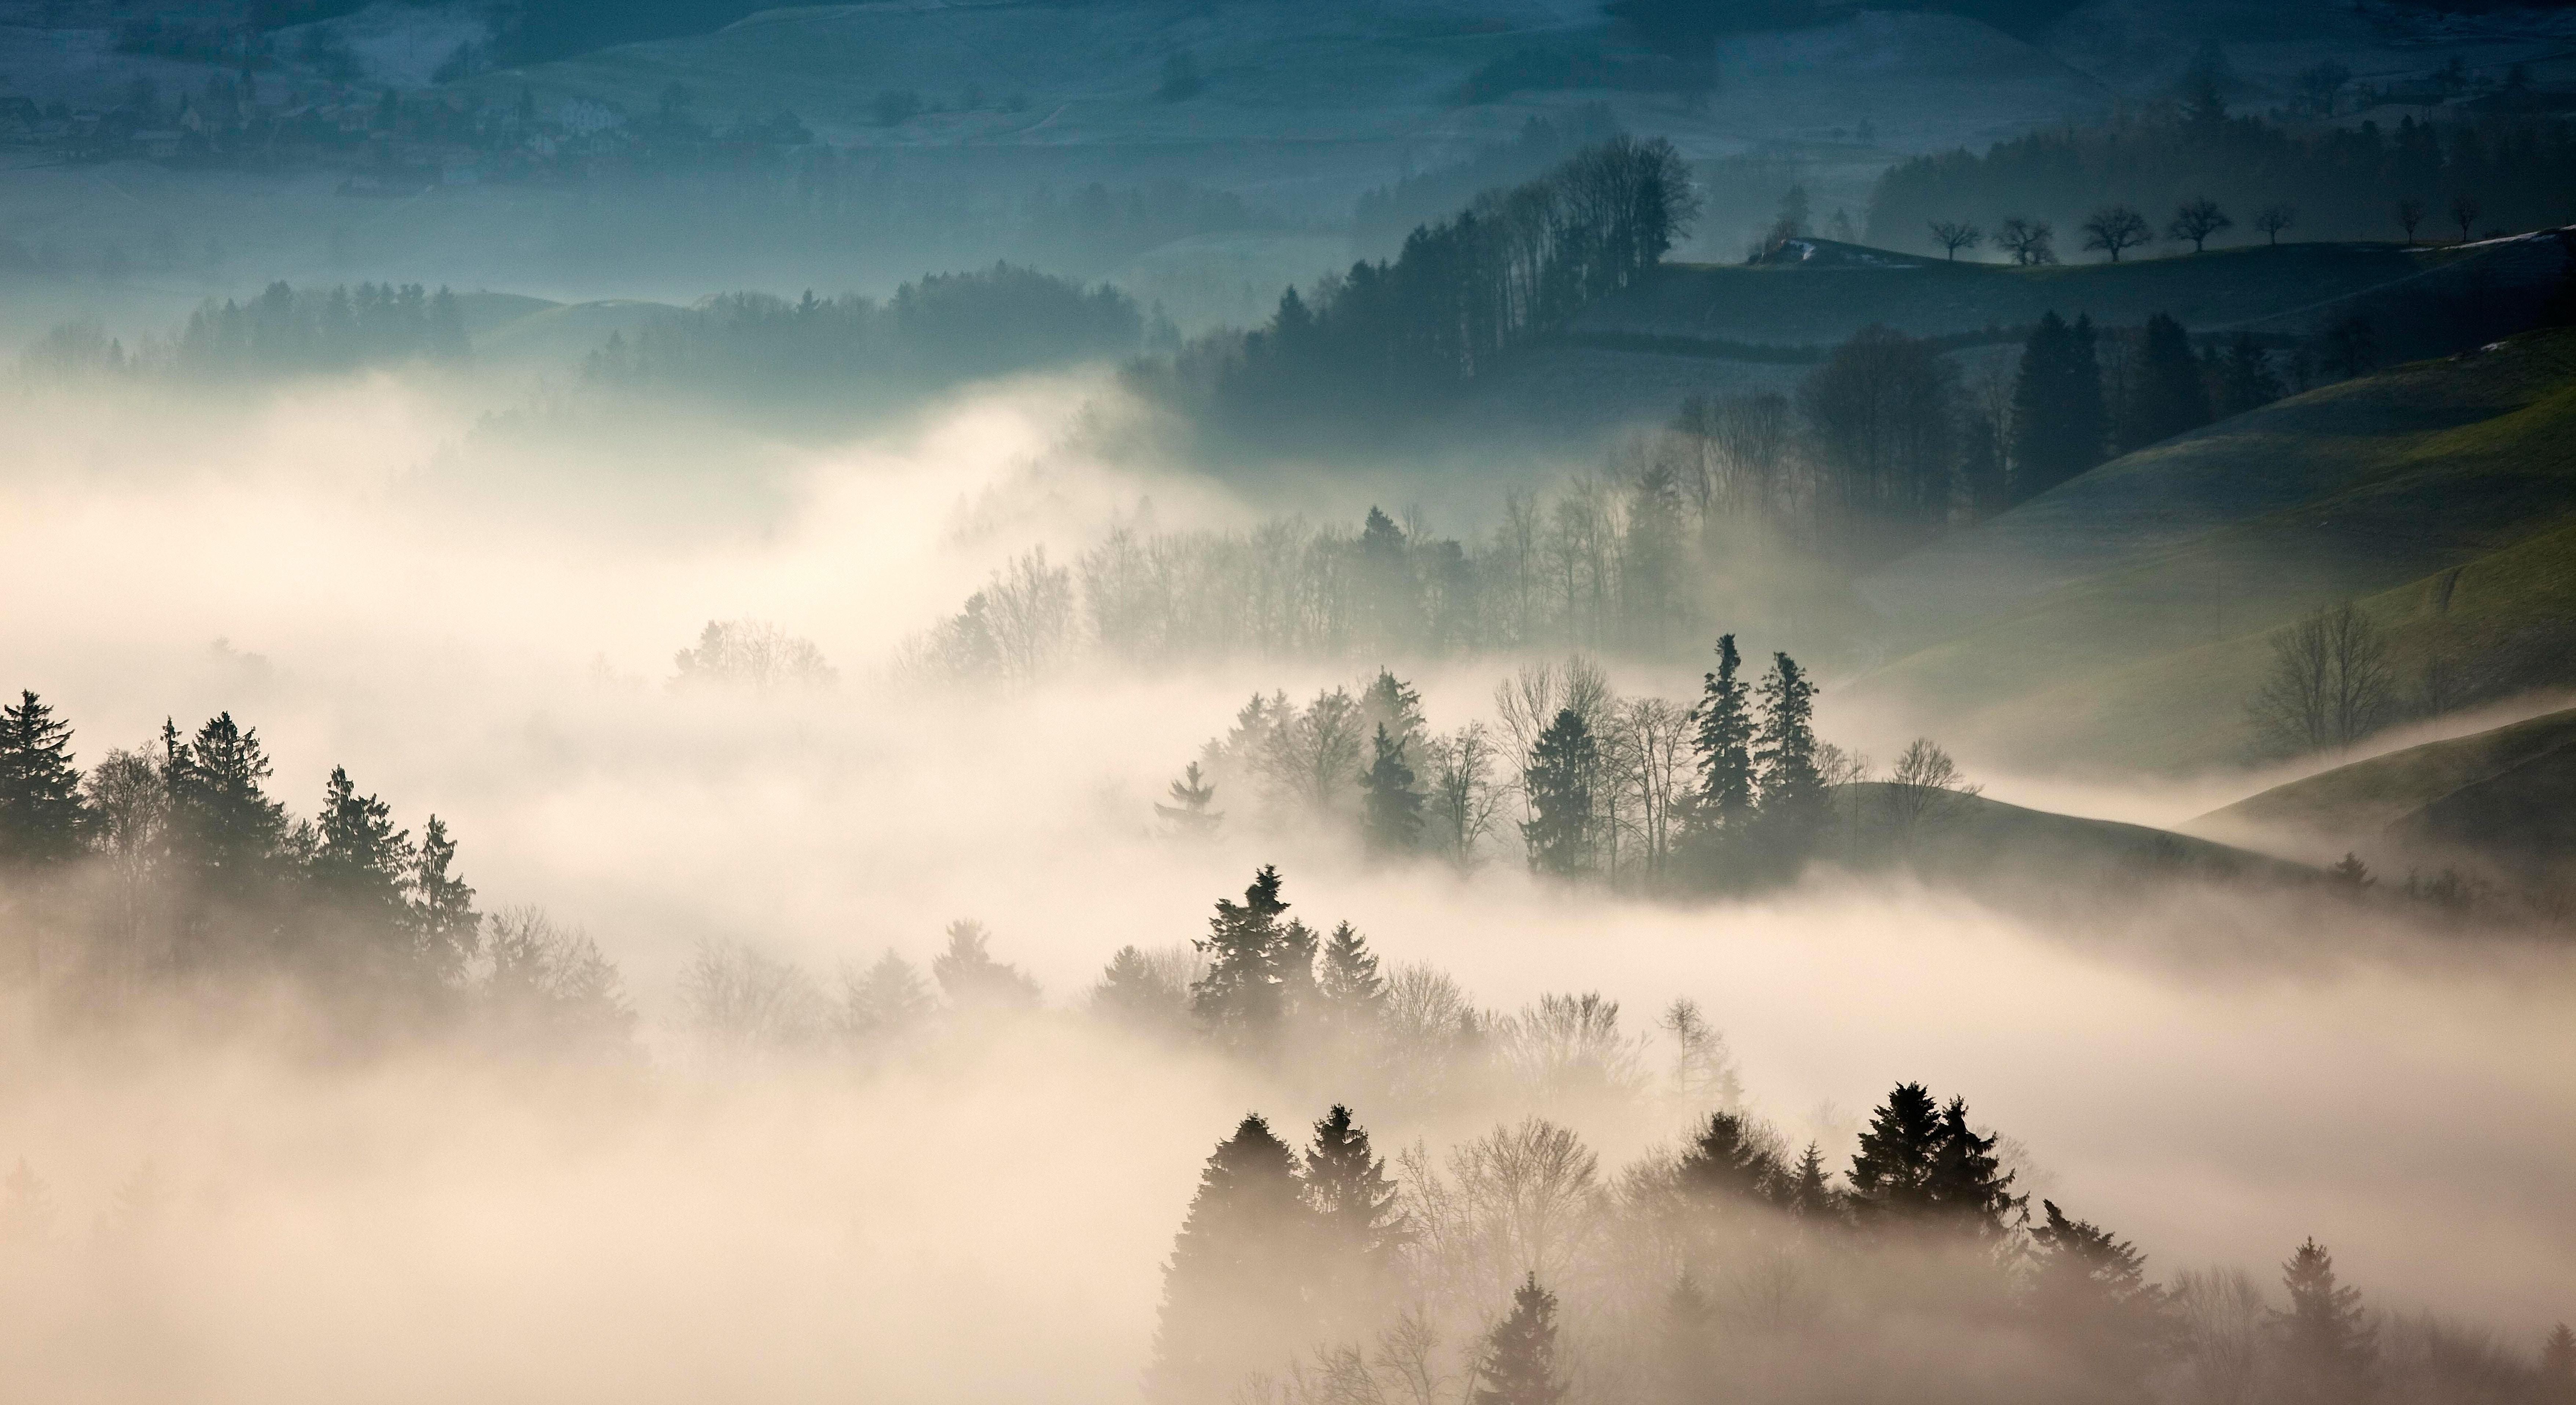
[5,1,2575,1402]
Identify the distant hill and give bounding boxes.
[2190,706,2576,874]
[1848,325,2576,775]
[1822,780,2309,889]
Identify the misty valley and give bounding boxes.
[4,0,2576,1402]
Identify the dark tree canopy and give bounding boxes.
[1522,709,1599,878]
[1473,1273,1569,1405]
[0,691,87,866]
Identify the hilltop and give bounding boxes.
[1847,324,2576,776]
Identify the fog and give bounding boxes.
[3,364,2571,1403]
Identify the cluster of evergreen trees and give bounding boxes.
[172,282,472,378]
[582,264,1144,413]
[0,690,627,1042]
[1871,106,2576,253]
[1168,635,1838,891]
[1168,136,1699,447]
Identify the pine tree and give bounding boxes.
[2540,1324,2575,1402]
[1315,921,1386,1025]
[2027,1199,2171,1402]
[1657,1271,1717,1405]
[0,691,87,865]
[2272,1238,2375,1405]
[1304,1104,1405,1311]
[1191,865,1291,1041]
[932,919,1041,1010]
[1148,1113,1320,1405]
[1924,1095,2023,1235]
[1155,762,1223,838]
[311,765,415,944]
[1091,944,1190,1034]
[1360,725,1425,857]
[1751,654,1825,871]
[169,712,288,891]
[1783,1141,1837,1220]
[2120,313,2212,451]
[1675,1110,1786,1209]
[1681,635,1754,854]
[1848,1081,1944,1216]
[411,814,478,981]
[841,948,936,1044]
[1521,709,1597,877]
[1474,1273,1569,1405]
[2010,311,2107,501]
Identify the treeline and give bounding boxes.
[0,690,629,1046]
[582,264,1145,408]
[1352,108,1624,256]
[15,283,471,384]
[1164,641,1864,893]
[1156,137,1699,448]
[1871,107,2576,255]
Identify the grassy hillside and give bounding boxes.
[2189,707,2576,872]
[1823,780,2308,888]
[1849,327,2576,775]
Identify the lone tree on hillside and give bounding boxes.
[2397,198,2427,244]
[1155,762,1222,838]
[1929,219,1983,260]
[2449,192,2482,243]
[1995,217,2056,265]
[2168,197,2233,253]
[1147,1114,1318,1404]
[2256,204,2299,246]
[2248,602,2395,756]
[2271,1238,2375,1405]
[1885,737,1980,842]
[2082,206,2153,262]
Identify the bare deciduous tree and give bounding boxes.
[2081,205,2154,262]
[2449,192,2482,243]
[1423,723,1503,868]
[1884,737,1982,841]
[2396,197,2427,244]
[1928,219,1983,260]
[672,618,837,691]
[2248,602,2395,755]
[2256,204,2299,246]
[1995,217,2056,265]
[2168,197,2234,253]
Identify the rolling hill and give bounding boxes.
[2189,706,2576,876]
[1847,324,2576,776]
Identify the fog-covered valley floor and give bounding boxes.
[4,370,2572,1402]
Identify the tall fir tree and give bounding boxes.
[1851,1082,2025,1235]
[1675,1110,1786,1209]
[2009,311,2107,501]
[1751,654,1825,871]
[1191,865,1291,1042]
[1360,724,1425,856]
[1521,709,1598,877]
[311,765,415,946]
[169,712,289,896]
[2539,1323,2574,1402]
[2272,1238,2375,1405]
[1155,762,1223,838]
[411,815,479,981]
[1783,1141,1838,1220]
[1474,1273,1569,1405]
[1315,921,1386,1025]
[0,691,86,865]
[1925,1095,2024,1236]
[1149,1113,1320,1405]
[1681,635,1754,858]
[1657,1272,1717,1405]
[2027,1199,2172,1403]
[1303,1104,1405,1313]
[2119,313,2212,451]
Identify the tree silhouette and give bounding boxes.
[2027,1199,2173,1400]
[0,691,87,865]
[2167,197,2233,253]
[2256,204,2298,245]
[2010,311,2107,500]
[1303,1104,1406,1307]
[2082,205,2153,262]
[1148,1113,1319,1404]
[1360,725,1424,856]
[2271,1238,2375,1405]
[1752,654,1825,867]
[1473,1273,1568,1405]
[1676,1110,1786,1208]
[312,765,415,948]
[411,816,479,981]
[1191,866,1292,1040]
[1521,709,1598,877]
[2396,198,2426,244]
[2450,192,2481,243]
[1315,921,1386,1024]
[1929,219,1983,259]
[1681,634,1755,859]
[1995,217,2056,265]
[2120,312,2212,450]
[932,919,1041,1010]
[1155,762,1223,838]
[1848,1082,2021,1235]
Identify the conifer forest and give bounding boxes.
[5,1,2576,1402]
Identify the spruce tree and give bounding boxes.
[1315,921,1386,1025]
[932,919,1041,1010]
[1521,709,1597,877]
[1847,1081,1944,1217]
[1675,1110,1786,1209]
[169,712,288,890]
[411,815,479,981]
[1155,762,1223,838]
[2027,1199,2172,1402]
[1924,1095,2023,1235]
[0,690,86,865]
[1783,1141,1837,1220]
[2120,313,2212,451]
[1681,635,1754,857]
[1751,654,1825,871]
[1658,1272,1717,1405]
[1148,1113,1320,1405]
[1191,866,1291,1041]
[312,765,415,946]
[1474,1273,1569,1405]
[2272,1238,2375,1405]
[2010,311,2108,501]
[840,948,936,1044]
[2540,1324,2574,1401]
[1360,724,1425,856]
[1303,1104,1405,1307]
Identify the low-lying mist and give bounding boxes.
[4,367,2573,1404]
